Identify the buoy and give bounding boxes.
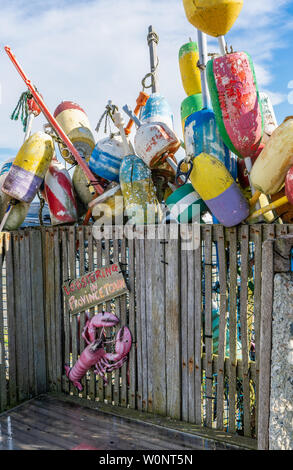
[54,101,95,164]
[259,92,278,137]
[184,31,237,181]
[207,51,263,159]
[182,0,243,37]
[179,41,202,97]
[113,111,162,225]
[90,183,124,224]
[250,117,293,195]
[2,132,54,203]
[123,105,180,169]
[89,134,134,183]
[166,183,206,224]
[0,158,30,230]
[72,165,108,216]
[43,159,78,225]
[181,94,203,134]
[140,93,175,130]
[187,153,249,227]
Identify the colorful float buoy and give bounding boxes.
[140,93,174,130]
[2,132,54,203]
[90,183,124,224]
[166,183,206,224]
[179,41,202,97]
[72,165,108,216]
[186,152,249,227]
[250,117,293,195]
[207,52,263,160]
[181,94,203,134]
[54,101,95,164]
[182,0,244,38]
[43,159,78,225]
[89,135,133,183]
[0,158,30,230]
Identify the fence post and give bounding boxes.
[258,235,293,450]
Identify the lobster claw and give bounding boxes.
[82,312,120,344]
[105,326,132,362]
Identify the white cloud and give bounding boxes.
[0,0,289,158]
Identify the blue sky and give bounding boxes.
[0,0,293,164]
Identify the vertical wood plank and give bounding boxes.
[44,229,53,392]
[13,233,24,402]
[180,232,188,422]
[24,229,34,397]
[30,230,47,394]
[203,226,213,427]
[151,226,166,416]
[5,233,17,407]
[134,232,143,411]
[228,228,237,434]
[113,238,121,406]
[144,234,153,414]
[54,228,62,393]
[119,237,128,408]
[0,234,7,411]
[187,226,195,423]
[239,225,251,437]
[78,226,87,399]
[127,235,137,410]
[165,225,181,420]
[86,227,96,402]
[257,240,274,450]
[194,226,202,426]
[69,226,78,396]
[138,228,148,412]
[104,238,113,405]
[216,225,227,430]
[61,228,70,394]
[95,237,104,403]
[18,233,29,400]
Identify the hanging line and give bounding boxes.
[95,102,119,135]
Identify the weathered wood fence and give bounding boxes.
[1,224,289,447]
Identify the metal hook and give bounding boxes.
[175,159,193,186]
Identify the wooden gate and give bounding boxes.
[1,224,287,446]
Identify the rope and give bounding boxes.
[37,192,45,226]
[141,57,159,91]
[10,91,32,132]
[95,102,118,135]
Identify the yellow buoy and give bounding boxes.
[250,118,293,195]
[179,41,202,97]
[182,0,243,38]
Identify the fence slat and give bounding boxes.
[95,237,104,403]
[104,238,113,405]
[5,233,17,407]
[228,228,237,434]
[127,234,137,410]
[194,226,202,426]
[240,225,251,437]
[120,237,128,408]
[19,234,29,400]
[54,228,62,393]
[86,227,96,401]
[165,225,181,420]
[134,232,143,411]
[216,225,227,430]
[69,226,78,396]
[113,238,121,406]
[180,233,188,422]
[30,229,47,394]
[187,227,195,423]
[0,234,7,411]
[78,226,87,399]
[61,228,70,394]
[144,235,153,413]
[257,240,274,450]
[203,226,213,427]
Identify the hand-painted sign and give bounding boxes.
[62,263,128,315]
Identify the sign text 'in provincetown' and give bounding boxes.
[62,263,128,315]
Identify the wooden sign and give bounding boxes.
[62,263,128,315]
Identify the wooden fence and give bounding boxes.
[1,224,289,444]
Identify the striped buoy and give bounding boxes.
[54,101,95,163]
[89,135,132,183]
[182,0,243,37]
[120,154,162,225]
[166,183,206,223]
[43,159,78,225]
[207,52,263,159]
[140,93,174,130]
[179,41,201,97]
[184,109,237,180]
[189,153,249,227]
[0,158,30,230]
[2,132,54,203]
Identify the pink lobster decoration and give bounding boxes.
[65,312,132,391]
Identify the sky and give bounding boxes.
[0,0,293,164]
